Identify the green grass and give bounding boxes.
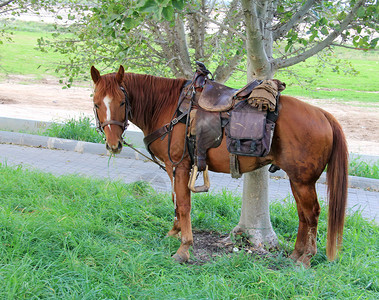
[43,116,104,144]
[0,163,378,299]
[280,49,379,103]
[349,157,379,179]
[0,30,68,80]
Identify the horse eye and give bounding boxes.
[94,104,99,109]
[120,102,126,107]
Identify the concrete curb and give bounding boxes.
[0,130,150,161]
[273,169,379,192]
[1,130,378,192]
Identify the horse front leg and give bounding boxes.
[166,163,193,263]
[166,169,181,238]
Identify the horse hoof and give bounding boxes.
[295,254,311,268]
[289,250,302,261]
[172,252,189,263]
[166,230,180,238]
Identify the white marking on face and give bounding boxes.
[103,96,112,131]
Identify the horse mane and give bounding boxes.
[95,73,124,100]
[123,73,187,132]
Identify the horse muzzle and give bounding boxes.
[106,140,123,154]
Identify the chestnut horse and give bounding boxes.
[90,65,348,267]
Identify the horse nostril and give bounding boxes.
[118,141,123,150]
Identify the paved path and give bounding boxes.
[0,143,378,224]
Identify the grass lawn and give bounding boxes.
[0,30,67,81]
[0,164,378,299]
[279,48,379,103]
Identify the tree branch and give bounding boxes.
[206,0,216,17]
[273,0,366,70]
[187,3,206,60]
[0,0,13,9]
[213,50,245,83]
[189,9,246,40]
[272,0,317,41]
[331,42,379,51]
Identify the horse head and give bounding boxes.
[91,65,129,154]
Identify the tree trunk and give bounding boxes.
[232,166,278,249]
[231,0,278,249]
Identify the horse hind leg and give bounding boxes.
[289,181,321,268]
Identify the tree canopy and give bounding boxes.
[2,0,378,82]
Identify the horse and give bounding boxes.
[90,65,348,268]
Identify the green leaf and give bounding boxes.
[162,5,174,21]
[370,37,379,48]
[337,11,347,21]
[284,42,293,53]
[356,6,365,18]
[139,0,159,13]
[321,27,329,35]
[172,0,185,10]
[124,17,136,30]
[319,17,328,26]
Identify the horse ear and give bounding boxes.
[91,66,101,84]
[116,65,125,84]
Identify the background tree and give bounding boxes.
[37,0,378,84]
[36,0,378,247]
[0,0,71,46]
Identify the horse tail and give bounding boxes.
[324,111,348,261]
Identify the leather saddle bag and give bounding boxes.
[226,100,275,157]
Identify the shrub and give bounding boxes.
[43,116,104,144]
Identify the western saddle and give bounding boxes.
[174,62,285,192]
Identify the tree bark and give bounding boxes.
[231,0,278,249]
[232,166,278,249]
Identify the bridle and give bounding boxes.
[93,86,130,135]
[93,85,167,170]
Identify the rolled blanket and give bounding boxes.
[247,79,286,112]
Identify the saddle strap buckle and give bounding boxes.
[188,165,210,193]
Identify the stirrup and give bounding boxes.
[188,165,210,193]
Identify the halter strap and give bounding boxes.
[143,111,188,159]
[100,120,126,129]
[94,86,129,133]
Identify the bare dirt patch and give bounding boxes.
[190,231,278,265]
[0,96,19,104]
[0,78,378,155]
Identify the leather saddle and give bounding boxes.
[197,78,261,112]
[179,63,261,192]
[181,62,282,193]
